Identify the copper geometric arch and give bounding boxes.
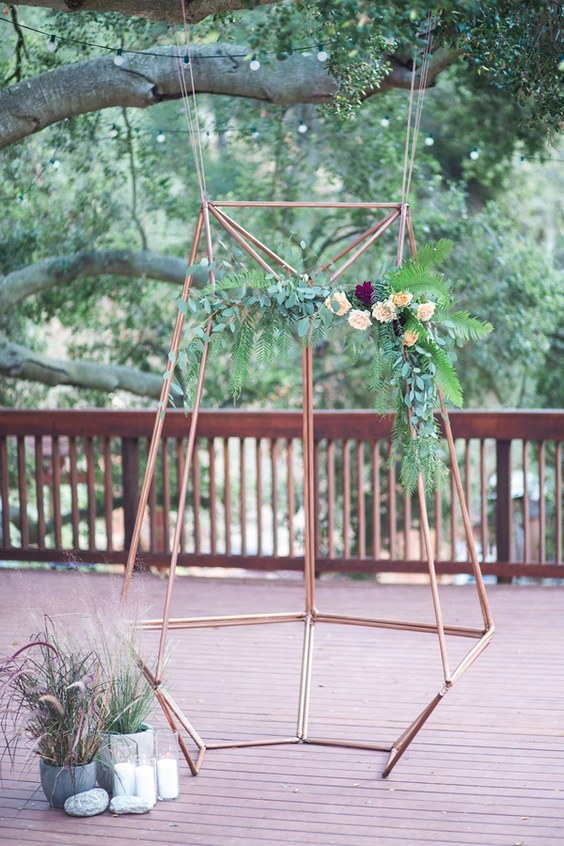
[121,198,495,778]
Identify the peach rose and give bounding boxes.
[324,291,352,316]
[416,301,436,322]
[402,331,418,347]
[391,291,413,308]
[347,309,372,331]
[372,298,397,323]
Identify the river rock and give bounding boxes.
[110,795,153,815]
[64,788,109,817]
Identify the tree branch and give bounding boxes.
[6,0,277,23]
[0,336,162,397]
[0,43,461,149]
[0,249,190,314]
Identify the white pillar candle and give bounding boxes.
[113,761,136,796]
[135,763,156,806]
[157,758,179,800]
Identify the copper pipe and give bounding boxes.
[121,210,204,600]
[320,212,397,272]
[141,611,305,629]
[383,690,445,778]
[449,628,495,685]
[306,737,391,752]
[330,210,400,283]
[406,208,417,256]
[206,737,299,750]
[153,687,198,775]
[208,205,280,279]
[155,204,216,680]
[195,747,206,773]
[556,440,562,565]
[297,618,314,739]
[302,346,316,613]
[396,203,408,266]
[210,207,297,274]
[315,613,483,639]
[440,397,494,629]
[211,201,402,209]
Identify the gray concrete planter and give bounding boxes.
[39,759,97,808]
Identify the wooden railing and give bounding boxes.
[0,409,562,578]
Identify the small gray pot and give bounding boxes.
[39,759,97,809]
[97,723,154,794]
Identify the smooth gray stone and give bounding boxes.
[64,788,109,817]
[109,795,153,814]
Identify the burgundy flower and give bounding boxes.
[355,281,374,306]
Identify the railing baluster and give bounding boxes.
[271,439,278,557]
[356,440,366,559]
[450,452,457,562]
[0,436,11,548]
[371,441,380,560]
[17,436,29,548]
[480,440,488,563]
[256,438,262,557]
[103,437,113,552]
[208,438,217,557]
[191,439,200,555]
[224,438,232,557]
[556,441,562,565]
[162,439,170,553]
[465,439,471,562]
[68,437,79,549]
[434,485,442,562]
[85,437,96,550]
[287,438,294,558]
[35,437,45,549]
[539,441,546,564]
[240,439,247,556]
[523,440,530,564]
[388,445,396,560]
[495,439,512,565]
[327,440,335,559]
[343,439,351,559]
[52,436,62,549]
[314,440,320,559]
[403,486,411,561]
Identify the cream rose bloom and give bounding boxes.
[403,330,418,347]
[391,291,413,308]
[372,298,397,323]
[416,301,436,322]
[324,291,352,316]
[348,309,372,331]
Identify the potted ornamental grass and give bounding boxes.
[0,618,108,808]
[94,614,156,794]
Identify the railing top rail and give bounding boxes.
[0,408,562,440]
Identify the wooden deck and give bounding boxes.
[1,570,563,845]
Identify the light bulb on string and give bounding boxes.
[469,147,480,160]
[317,44,328,62]
[424,133,434,146]
[183,55,190,66]
[50,158,61,170]
[249,55,261,71]
[250,127,260,139]
[380,115,390,127]
[109,124,119,138]
[298,121,308,134]
[114,48,125,66]
[47,35,57,53]
[156,130,166,143]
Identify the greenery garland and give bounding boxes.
[175,240,492,494]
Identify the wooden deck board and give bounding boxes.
[0,571,563,846]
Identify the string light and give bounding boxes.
[47,34,57,53]
[50,158,61,169]
[469,147,480,160]
[317,44,328,62]
[424,133,434,146]
[380,115,390,127]
[249,55,261,71]
[183,55,190,65]
[109,124,119,138]
[156,130,166,143]
[113,48,125,66]
[298,121,308,134]
[0,15,338,66]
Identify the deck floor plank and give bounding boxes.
[0,571,563,846]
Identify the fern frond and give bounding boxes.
[403,240,453,271]
[390,267,450,302]
[440,310,493,341]
[230,314,256,402]
[418,337,463,406]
